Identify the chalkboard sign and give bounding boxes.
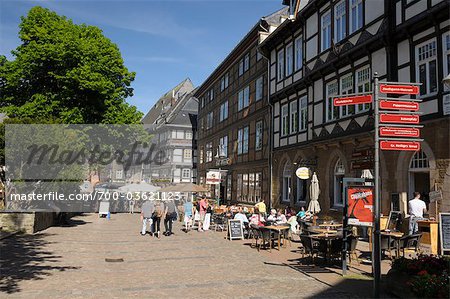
[439,213,450,254]
[228,219,244,240]
[386,211,402,231]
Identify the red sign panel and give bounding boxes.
[380,114,420,124]
[334,95,372,106]
[379,84,420,95]
[347,187,374,226]
[379,100,419,111]
[380,141,421,151]
[380,127,420,138]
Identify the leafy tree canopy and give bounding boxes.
[0,6,143,124]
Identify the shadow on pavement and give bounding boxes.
[0,233,80,294]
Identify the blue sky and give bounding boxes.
[0,0,283,114]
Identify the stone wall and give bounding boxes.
[0,211,56,234]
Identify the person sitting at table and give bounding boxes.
[249,207,265,227]
[234,207,249,224]
[296,207,306,219]
[267,209,277,222]
[276,209,287,224]
[287,210,299,235]
[285,206,294,218]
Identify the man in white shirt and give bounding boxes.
[233,207,249,224]
[408,192,427,235]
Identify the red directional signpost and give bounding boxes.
[380,140,421,151]
[379,113,420,124]
[379,127,420,138]
[334,94,372,106]
[379,84,420,95]
[379,100,419,111]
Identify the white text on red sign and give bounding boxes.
[379,127,420,138]
[380,114,420,124]
[379,100,419,111]
[379,84,420,95]
[333,95,372,106]
[380,141,421,151]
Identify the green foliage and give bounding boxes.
[0,6,143,124]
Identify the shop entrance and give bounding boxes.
[408,150,431,207]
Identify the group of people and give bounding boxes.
[140,198,178,238]
[182,195,213,232]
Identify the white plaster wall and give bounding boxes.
[405,0,428,21]
[372,48,387,77]
[314,103,323,126]
[306,13,318,39]
[314,80,323,102]
[365,0,384,24]
[398,66,410,83]
[397,40,410,65]
[306,36,318,61]
[420,99,438,115]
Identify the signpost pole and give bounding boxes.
[373,73,381,298]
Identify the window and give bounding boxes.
[238,86,250,111]
[340,74,354,117]
[282,162,292,202]
[249,173,255,203]
[116,170,123,179]
[290,101,298,134]
[410,150,429,170]
[286,43,293,76]
[350,0,363,34]
[172,130,184,139]
[326,81,339,121]
[185,131,193,139]
[333,158,345,206]
[255,173,262,202]
[296,177,307,203]
[209,89,214,102]
[321,11,332,51]
[277,49,285,81]
[416,39,437,96]
[219,135,228,157]
[220,73,229,91]
[173,149,183,163]
[299,96,308,131]
[443,33,450,91]
[237,126,249,154]
[356,67,371,112]
[242,173,249,201]
[281,104,289,136]
[219,101,228,122]
[334,0,347,43]
[239,53,250,76]
[201,97,205,108]
[182,169,191,179]
[206,142,212,162]
[199,147,204,164]
[183,149,192,160]
[207,112,214,129]
[255,76,264,101]
[255,120,263,151]
[237,174,243,201]
[295,36,303,71]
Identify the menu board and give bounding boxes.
[386,211,402,231]
[228,219,244,240]
[440,213,450,254]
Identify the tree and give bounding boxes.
[0,6,143,124]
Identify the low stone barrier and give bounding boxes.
[0,210,56,234]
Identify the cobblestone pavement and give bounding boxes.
[1,214,369,298]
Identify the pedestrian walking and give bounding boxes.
[183,198,194,232]
[198,196,207,232]
[152,200,164,238]
[202,201,212,231]
[164,199,178,236]
[408,192,427,234]
[140,199,154,236]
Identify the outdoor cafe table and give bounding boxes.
[308,228,338,234]
[310,234,341,263]
[262,225,290,251]
[380,231,404,258]
[319,223,343,228]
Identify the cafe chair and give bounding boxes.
[380,234,396,259]
[214,215,227,232]
[258,227,274,252]
[300,235,319,263]
[346,235,360,265]
[398,233,422,257]
[329,238,343,261]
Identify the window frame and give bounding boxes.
[299,96,308,132]
[355,66,371,113]
[334,0,347,43]
[326,80,339,122]
[277,49,285,81]
[255,76,264,101]
[255,120,263,151]
[290,100,298,134]
[294,36,303,71]
[349,0,363,34]
[340,73,354,118]
[238,85,250,111]
[281,104,289,136]
[321,10,332,52]
[415,38,438,96]
[286,43,293,76]
[219,100,228,122]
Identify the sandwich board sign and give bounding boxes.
[228,219,244,240]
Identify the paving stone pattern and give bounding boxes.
[1,214,366,298]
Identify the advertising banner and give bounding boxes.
[347,186,374,226]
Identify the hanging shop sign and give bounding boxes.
[295,167,310,179]
[206,170,221,185]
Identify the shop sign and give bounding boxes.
[206,171,221,185]
[295,167,310,179]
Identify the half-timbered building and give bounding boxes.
[259,0,450,215]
